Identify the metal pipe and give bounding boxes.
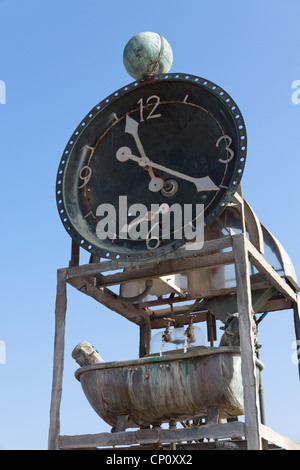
[117,279,153,303]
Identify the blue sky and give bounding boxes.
[0,0,300,449]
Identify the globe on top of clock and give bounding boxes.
[56,32,247,262]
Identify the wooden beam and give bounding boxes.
[135,281,273,309]
[48,268,67,450]
[69,240,80,267]
[139,421,246,443]
[246,238,298,304]
[293,297,300,379]
[60,430,137,449]
[148,302,206,319]
[252,287,277,313]
[139,315,151,357]
[232,193,264,254]
[66,236,233,281]
[232,234,262,450]
[136,295,194,309]
[93,251,234,288]
[260,424,300,450]
[256,297,292,313]
[59,421,246,449]
[67,277,145,325]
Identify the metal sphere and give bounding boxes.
[123,32,173,80]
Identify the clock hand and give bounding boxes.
[116,147,220,192]
[124,115,165,191]
[148,171,165,192]
[144,157,219,191]
[116,146,164,192]
[125,115,147,158]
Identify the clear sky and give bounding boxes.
[0,0,300,450]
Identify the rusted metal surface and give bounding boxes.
[75,346,263,429]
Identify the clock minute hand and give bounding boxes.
[143,158,219,192]
[116,147,219,192]
[123,117,218,192]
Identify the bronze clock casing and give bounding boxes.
[56,73,247,261]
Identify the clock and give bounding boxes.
[56,73,247,262]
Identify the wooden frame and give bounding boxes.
[48,232,300,450]
[58,422,300,450]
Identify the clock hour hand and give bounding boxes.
[116,147,219,192]
[116,146,163,192]
[124,115,165,192]
[125,114,147,158]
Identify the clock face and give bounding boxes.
[56,73,247,262]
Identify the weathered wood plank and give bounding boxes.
[148,422,246,443]
[59,421,246,449]
[92,251,234,288]
[59,423,300,450]
[293,297,300,379]
[69,240,80,267]
[139,315,151,357]
[48,268,67,450]
[135,281,273,309]
[260,424,300,450]
[232,234,262,450]
[255,297,292,313]
[67,277,144,325]
[246,238,298,303]
[148,302,206,319]
[59,430,137,449]
[232,193,264,254]
[66,236,233,280]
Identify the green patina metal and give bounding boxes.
[123,32,173,80]
[75,347,263,429]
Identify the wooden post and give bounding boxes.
[69,240,80,267]
[139,315,151,357]
[232,234,262,450]
[293,297,300,380]
[48,268,67,450]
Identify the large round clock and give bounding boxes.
[56,73,247,262]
